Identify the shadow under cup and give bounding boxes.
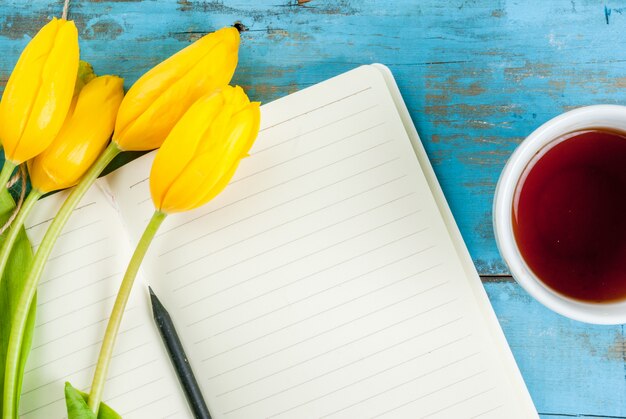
[512,129,626,303]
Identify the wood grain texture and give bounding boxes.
[485,277,626,418]
[1,1,626,417]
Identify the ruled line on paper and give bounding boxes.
[21,397,59,417]
[173,208,420,296]
[121,393,171,416]
[161,174,408,259]
[32,360,164,416]
[230,121,387,184]
[25,324,144,375]
[158,171,405,251]
[420,387,496,419]
[371,370,489,419]
[201,278,448,364]
[222,325,469,414]
[26,375,167,419]
[204,291,454,382]
[47,236,109,262]
[470,404,503,418]
[258,86,373,133]
[39,254,116,286]
[192,233,434,344]
[21,341,150,397]
[31,306,139,350]
[278,358,485,419]
[180,222,424,329]
[25,201,97,231]
[320,351,481,419]
[159,149,400,256]
[106,376,165,403]
[108,358,158,380]
[228,335,475,416]
[138,194,153,205]
[129,176,149,189]
[172,191,417,289]
[36,271,122,308]
[33,292,120,329]
[191,247,438,338]
[31,219,102,248]
[157,155,401,239]
[252,103,379,155]
[216,315,462,398]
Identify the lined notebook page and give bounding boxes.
[20,186,189,418]
[106,65,536,418]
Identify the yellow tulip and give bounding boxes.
[87,85,259,412]
[0,18,79,164]
[29,74,124,193]
[113,26,240,152]
[150,85,260,213]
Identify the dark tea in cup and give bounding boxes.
[512,129,626,302]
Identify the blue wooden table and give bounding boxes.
[1,1,626,417]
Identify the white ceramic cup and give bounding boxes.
[493,105,626,325]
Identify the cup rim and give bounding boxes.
[493,104,626,325]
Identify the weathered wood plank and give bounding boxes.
[484,278,626,418]
[1,1,626,417]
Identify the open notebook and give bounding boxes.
[20,64,536,418]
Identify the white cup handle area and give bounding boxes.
[493,105,626,324]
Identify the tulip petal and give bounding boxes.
[149,91,225,210]
[29,75,124,193]
[0,18,79,164]
[0,18,61,158]
[149,84,260,214]
[164,160,241,214]
[114,27,239,151]
[158,102,260,212]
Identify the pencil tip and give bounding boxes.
[148,285,155,297]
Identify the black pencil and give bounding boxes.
[149,286,212,419]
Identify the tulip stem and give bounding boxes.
[0,161,16,192]
[0,189,42,285]
[2,142,121,419]
[88,210,167,414]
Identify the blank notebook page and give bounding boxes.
[20,187,189,418]
[106,65,536,418]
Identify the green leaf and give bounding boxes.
[65,382,97,419]
[64,382,121,419]
[0,185,35,417]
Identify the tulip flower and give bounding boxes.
[113,26,240,151]
[0,18,79,173]
[29,74,124,193]
[151,85,260,213]
[86,86,260,413]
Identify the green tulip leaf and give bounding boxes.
[0,185,35,417]
[65,382,97,419]
[64,382,121,419]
